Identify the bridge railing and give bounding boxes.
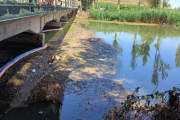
[0,0,78,7]
[72,0,78,8]
[0,0,78,22]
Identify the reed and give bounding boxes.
[90,3,180,24]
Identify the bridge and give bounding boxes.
[0,0,78,46]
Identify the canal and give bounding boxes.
[1,21,180,120]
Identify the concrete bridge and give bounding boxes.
[0,0,78,46]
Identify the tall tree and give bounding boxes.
[148,0,161,8]
[162,0,171,8]
[118,0,120,9]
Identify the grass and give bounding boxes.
[68,26,75,32]
[45,19,75,43]
[89,2,180,25]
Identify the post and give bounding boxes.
[54,0,56,10]
[69,0,70,7]
[65,0,67,7]
[3,0,7,3]
[63,0,65,7]
[71,0,72,7]
[68,0,70,7]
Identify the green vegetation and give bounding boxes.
[81,0,94,11]
[68,26,75,32]
[90,2,180,25]
[148,0,161,8]
[103,87,180,119]
[162,0,171,8]
[78,21,180,85]
[89,8,180,24]
[45,19,74,43]
[78,21,180,37]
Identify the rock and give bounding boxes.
[38,111,43,114]
[52,55,61,61]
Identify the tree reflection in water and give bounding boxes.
[131,36,171,85]
[131,34,138,70]
[79,22,180,86]
[113,32,123,55]
[175,44,180,68]
[152,37,171,85]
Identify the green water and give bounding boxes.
[79,22,180,94]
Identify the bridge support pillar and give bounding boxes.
[38,33,45,47]
[60,16,68,22]
[72,10,76,18]
[44,22,62,28]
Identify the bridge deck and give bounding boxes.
[0,0,78,43]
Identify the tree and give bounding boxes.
[151,37,171,85]
[118,0,120,9]
[162,0,171,8]
[138,0,146,6]
[92,0,94,9]
[148,0,161,8]
[113,32,123,55]
[81,0,89,11]
[175,44,180,68]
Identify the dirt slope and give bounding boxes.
[97,0,148,6]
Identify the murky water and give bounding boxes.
[0,102,62,120]
[0,42,40,68]
[79,22,180,95]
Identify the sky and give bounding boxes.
[169,0,180,9]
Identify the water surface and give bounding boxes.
[79,22,180,95]
[0,102,61,120]
[1,22,180,120]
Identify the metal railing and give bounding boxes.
[0,0,78,22]
[0,0,78,8]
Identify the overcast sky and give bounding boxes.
[169,0,180,8]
